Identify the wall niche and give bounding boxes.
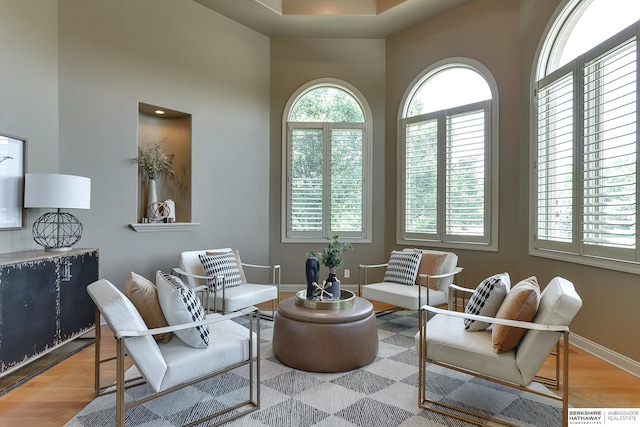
[134,102,193,231]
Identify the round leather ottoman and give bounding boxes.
[272,295,378,372]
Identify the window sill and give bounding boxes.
[128,222,200,233]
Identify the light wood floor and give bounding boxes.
[0,295,638,427]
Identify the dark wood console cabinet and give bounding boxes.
[0,248,99,377]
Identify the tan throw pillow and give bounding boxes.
[415,251,448,285]
[206,249,247,283]
[125,272,172,343]
[492,276,540,353]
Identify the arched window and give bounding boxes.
[398,60,499,250]
[282,79,372,242]
[533,0,640,270]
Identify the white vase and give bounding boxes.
[146,178,158,219]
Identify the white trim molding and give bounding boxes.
[570,333,640,379]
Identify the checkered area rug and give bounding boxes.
[65,311,562,426]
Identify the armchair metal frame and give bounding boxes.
[448,283,561,389]
[418,304,571,426]
[94,304,261,427]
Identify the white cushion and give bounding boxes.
[158,313,258,391]
[417,314,525,385]
[156,271,209,349]
[363,281,447,310]
[516,276,582,384]
[464,272,511,331]
[87,280,167,392]
[383,250,422,286]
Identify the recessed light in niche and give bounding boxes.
[154,110,165,115]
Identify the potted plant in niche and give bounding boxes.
[307,235,354,300]
[136,140,181,221]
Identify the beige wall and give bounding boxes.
[0,0,59,251]
[2,0,272,288]
[269,38,387,285]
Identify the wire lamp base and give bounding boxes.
[32,210,83,251]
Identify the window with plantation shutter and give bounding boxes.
[535,73,574,250]
[283,80,372,242]
[399,62,498,250]
[533,0,640,270]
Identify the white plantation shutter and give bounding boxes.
[446,106,488,241]
[401,100,491,243]
[534,25,640,264]
[582,37,637,258]
[290,127,323,233]
[536,72,575,250]
[331,127,364,233]
[404,117,438,236]
[287,123,366,238]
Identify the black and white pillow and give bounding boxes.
[464,272,511,331]
[199,252,243,291]
[156,271,209,348]
[383,250,422,286]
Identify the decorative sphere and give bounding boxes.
[32,212,83,249]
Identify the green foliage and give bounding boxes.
[135,140,188,197]
[290,87,364,122]
[307,235,354,269]
[136,141,176,180]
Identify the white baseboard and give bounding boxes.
[570,333,640,379]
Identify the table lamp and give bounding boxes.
[24,173,91,251]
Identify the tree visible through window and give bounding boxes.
[283,81,371,241]
[399,63,497,249]
[534,0,640,266]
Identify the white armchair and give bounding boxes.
[87,279,260,427]
[417,276,582,426]
[359,249,463,315]
[173,248,280,317]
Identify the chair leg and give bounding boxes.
[116,338,126,427]
[94,308,101,397]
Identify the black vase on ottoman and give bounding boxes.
[325,269,340,300]
[305,257,320,298]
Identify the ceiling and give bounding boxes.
[194,0,474,38]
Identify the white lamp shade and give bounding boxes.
[24,173,91,209]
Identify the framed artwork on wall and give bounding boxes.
[0,133,26,229]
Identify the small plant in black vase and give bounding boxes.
[307,236,353,300]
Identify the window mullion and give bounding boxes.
[575,56,585,256]
[437,112,446,242]
[323,123,331,238]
